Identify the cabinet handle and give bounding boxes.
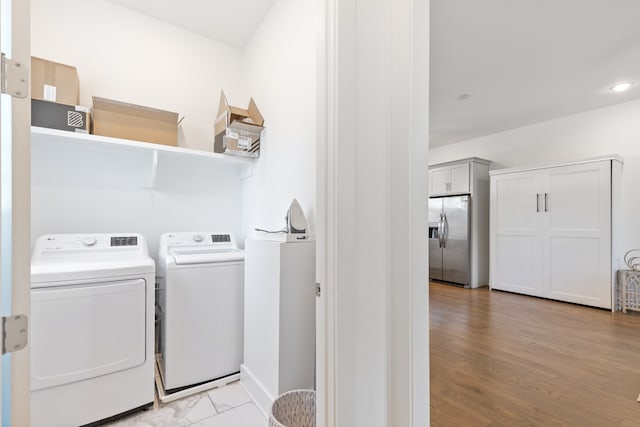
[536,194,541,212]
[544,193,548,212]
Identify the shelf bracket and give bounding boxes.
[145,149,158,189]
[240,160,255,180]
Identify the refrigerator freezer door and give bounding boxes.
[428,198,443,281]
[442,195,470,286]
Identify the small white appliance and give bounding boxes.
[157,232,244,391]
[30,233,155,427]
[286,198,307,233]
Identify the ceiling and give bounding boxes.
[108,0,640,147]
[107,0,276,49]
[430,0,640,146]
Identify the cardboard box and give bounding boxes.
[31,57,80,105]
[92,97,179,146]
[214,90,264,158]
[31,99,90,133]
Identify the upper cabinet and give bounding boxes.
[429,158,490,196]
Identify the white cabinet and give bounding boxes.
[490,156,622,309]
[429,162,470,195]
[241,238,316,415]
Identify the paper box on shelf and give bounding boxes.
[31,99,90,133]
[31,57,80,105]
[92,97,179,146]
[214,90,264,158]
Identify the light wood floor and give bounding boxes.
[429,282,640,426]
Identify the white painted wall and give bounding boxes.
[31,141,245,260]
[31,0,246,152]
[241,0,317,234]
[30,0,248,256]
[429,97,640,270]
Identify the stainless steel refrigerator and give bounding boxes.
[428,195,470,286]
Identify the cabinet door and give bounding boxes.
[429,167,450,196]
[541,161,611,308]
[449,163,470,194]
[429,163,470,195]
[490,171,543,296]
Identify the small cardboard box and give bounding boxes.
[92,96,179,146]
[31,98,90,133]
[31,57,80,105]
[214,90,264,158]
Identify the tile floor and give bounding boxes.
[105,382,268,427]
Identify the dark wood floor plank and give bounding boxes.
[430,282,640,426]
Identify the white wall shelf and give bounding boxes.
[31,126,255,184]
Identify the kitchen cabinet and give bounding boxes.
[429,162,470,196]
[490,155,622,309]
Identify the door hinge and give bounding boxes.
[2,314,28,354]
[1,53,28,99]
[316,282,321,297]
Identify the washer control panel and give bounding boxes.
[163,232,236,249]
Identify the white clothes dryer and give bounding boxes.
[30,234,155,427]
[157,232,244,391]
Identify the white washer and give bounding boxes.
[30,233,155,427]
[157,232,244,391]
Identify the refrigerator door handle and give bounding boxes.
[441,213,447,249]
[438,214,444,248]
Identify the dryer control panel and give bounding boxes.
[32,233,149,262]
[158,232,243,266]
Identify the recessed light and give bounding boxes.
[457,93,470,101]
[610,82,634,93]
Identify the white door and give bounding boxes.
[542,161,612,308]
[0,0,31,424]
[490,171,543,296]
[31,279,146,391]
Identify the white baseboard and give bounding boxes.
[240,364,274,418]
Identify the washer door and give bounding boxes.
[31,279,146,391]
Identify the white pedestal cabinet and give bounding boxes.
[241,238,316,416]
[490,155,622,309]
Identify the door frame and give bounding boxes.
[0,0,31,425]
[315,0,430,425]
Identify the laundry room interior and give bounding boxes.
[28,0,318,426]
[30,0,317,252]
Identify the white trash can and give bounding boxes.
[270,389,316,427]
